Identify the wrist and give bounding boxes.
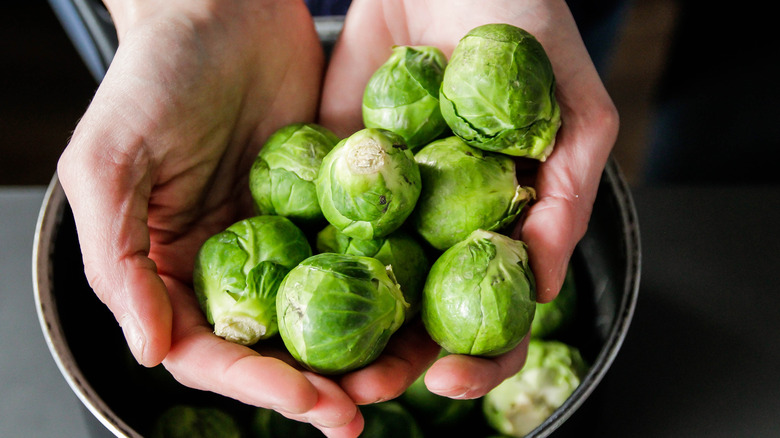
[101,0,162,36]
[102,0,311,41]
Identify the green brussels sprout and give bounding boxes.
[316,224,429,316]
[363,45,449,149]
[276,252,408,374]
[150,405,241,438]
[439,23,561,160]
[249,123,339,224]
[250,408,320,438]
[316,128,422,240]
[412,136,535,250]
[531,264,577,339]
[483,340,588,437]
[361,401,425,438]
[401,369,477,429]
[422,229,536,356]
[194,216,312,346]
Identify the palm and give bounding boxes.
[115,8,325,284]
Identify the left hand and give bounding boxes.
[58,1,367,435]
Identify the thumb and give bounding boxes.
[57,115,171,367]
[319,3,395,137]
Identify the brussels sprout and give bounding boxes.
[316,223,385,256]
[531,264,577,339]
[316,224,429,316]
[440,23,561,160]
[150,405,241,438]
[276,252,408,374]
[249,123,339,224]
[401,369,477,429]
[250,408,320,438]
[316,128,422,240]
[422,229,536,356]
[194,216,312,346]
[412,136,535,250]
[361,401,425,438]
[483,340,588,437]
[363,45,449,149]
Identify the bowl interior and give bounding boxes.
[34,159,639,437]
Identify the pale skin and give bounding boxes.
[56,0,618,436]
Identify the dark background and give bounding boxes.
[4,0,778,187]
[1,1,97,185]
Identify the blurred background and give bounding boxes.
[5,0,777,188]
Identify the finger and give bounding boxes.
[338,319,441,404]
[275,406,364,438]
[515,184,581,304]
[300,373,363,436]
[161,279,359,430]
[424,335,530,399]
[266,372,365,438]
[57,119,172,367]
[319,1,395,136]
[317,410,363,438]
[518,84,618,303]
[162,279,316,412]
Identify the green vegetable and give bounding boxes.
[316,224,429,316]
[360,401,425,438]
[276,252,408,374]
[412,136,535,250]
[150,405,241,438]
[483,340,588,437]
[250,408,320,438]
[193,216,312,346]
[401,369,476,429]
[249,123,339,224]
[316,128,422,240]
[362,45,449,149]
[531,264,577,339]
[439,23,561,160]
[422,229,536,356]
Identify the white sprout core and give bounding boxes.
[346,139,385,174]
[214,315,265,346]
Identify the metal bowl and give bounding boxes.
[33,157,639,437]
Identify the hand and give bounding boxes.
[57,1,363,435]
[320,0,618,399]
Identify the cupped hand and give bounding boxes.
[57,0,363,435]
[320,0,619,400]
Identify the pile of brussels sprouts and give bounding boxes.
[189,23,588,437]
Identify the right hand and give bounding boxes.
[57,1,363,435]
[320,0,619,403]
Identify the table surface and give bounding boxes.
[2,184,779,437]
[0,187,89,437]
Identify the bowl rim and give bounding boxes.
[33,174,141,438]
[528,158,641,437]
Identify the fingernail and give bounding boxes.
[430,385,471,399]
[449,390,472,399]
[121,316,146,364]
